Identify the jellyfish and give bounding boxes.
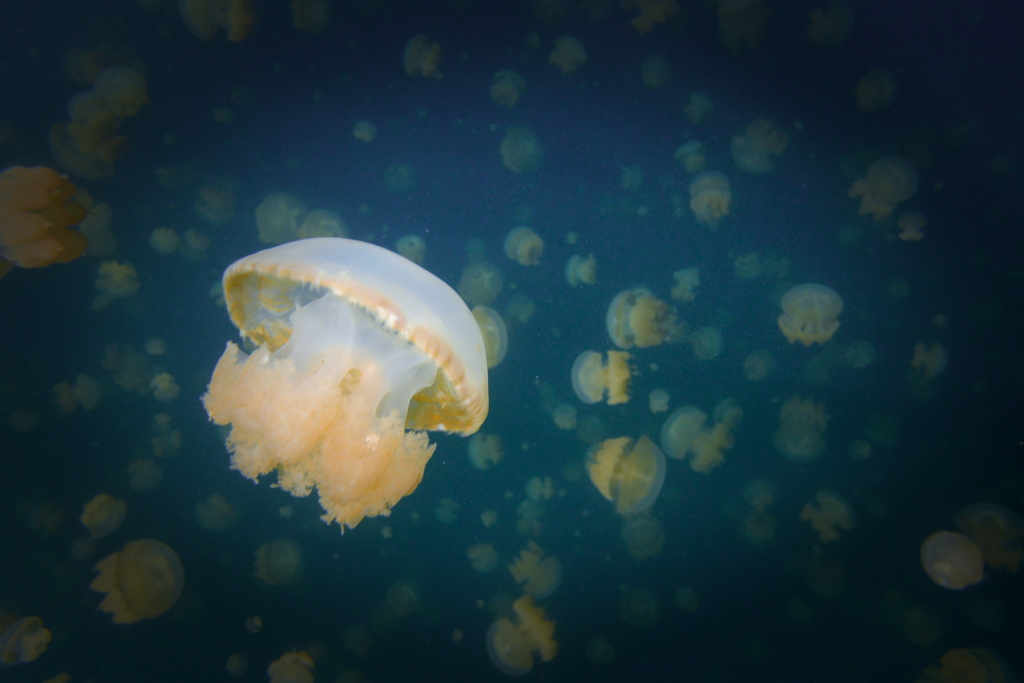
[674,140,706,173]
[660,406,708,460]
[717,0,771,51]
[777,284,843,346]
[525,477,554,502]
[467,432,504,471]
[467,543,499,573]
[911,342,948,378]
[843,340,876,369]
[473,307,508,369]
[587,435,666,515]
[53,374,101,412]
[486,595,558,677]
[742,350,775,380]
[621,512,665,560]
[954,504,1024,573]
[268,651,314,683]
[855,69,895,112]
[458,261,504,306]
[0,166,87,268]
[194,493,238,532]
[434,498,459,523]
[730,118,790,173]
[586,636,616,664]
[196,182,234,225]
[76,198,116,256]
[689,326,722,361]
[688,171,731,227]
[683,93,713,124]
[150,373,180,402]
[648,389,669,414]
[352,119,376,142]
[291,0,330,34]
[571,350,631,405]
[640,56,672,88]
[625,0,679,33]
[90,539,184,623]
[149,228,179,254]
[509,541,563,599]
[848,157,918,220]
[396,235,426,265]
[670,268,700,302]
[92,261,140,310]
[503,226,544,266]
[0,616,51,667]
[688,399,743,473]
[620,586,660,627]
[128,459,163,491]
[920,531,985,589]
[807,0,852,47]
[919,648,1016,683]
[254,538,304,586]
[490,70,526,108]
[255,192,308,245]
[403,34,442,78]
[548,36,587,74]
[606,287,678,349]
[202,238,488,530]
[741,508,775,547]
[565,254,597,287]
[800,491,854,542]
[296,209,346,240]
[500,126,544,174]
[180,0,256,42]
[897,210,926,241]
[80,493,126,539]
[773,395,829,462]
[552,403,578,430]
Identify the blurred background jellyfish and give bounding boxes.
[606,287,678,349]
[587,436,666,515]
[508,541,563,599]
[90,539,184,623]
[254,538,304,586]
[0,616,51,667]
[571,350,631,405]
[503,226,544,266]
[773,395,829,462]
[777,284,843,346]
[472,306,508,369]
[920,531,985,590]
[203,238,489,530]
[0,166,87,269]
[847,157,917,220]
[80,493,126,539]
[486,595,558,677]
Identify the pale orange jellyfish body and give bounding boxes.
[548,36,587,75]
[503,226,544,266]
[571,350,631,405]
[0,166,88,268]
[0,617,52,667]
[773,395,829,462]
[777,284,843,346]
[80,493,127,539]
[848,157,918,220]
[587,436,666,514]
[606,287,677,349]
[688,171,731,227]
[202,238,489,530]
[472,306,508,369]
[90,539,184,623]
[954,503,1024,573]
[920,531,985,589]
[731,118,790,173]
[799,490,854,542]
[486,595,558,676]
[403,35,442,78]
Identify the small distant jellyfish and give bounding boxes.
[0,616,52,667]
[353,119,376,142]
[80,493,127,539]
[150,372,179,401]
[548,36,586,74]
[503,226,544,266]
[565,254,597,287]
[91,539,184,623]
[921,531,984,590]
[396,234,426,265]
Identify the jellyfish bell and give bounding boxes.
[203,237,489,531]
[472,306,508,368]
[921,531,985,590]
[90,539,184,623]
[587,436,666,515]
[606,288,677,349]
[777,284,843,346]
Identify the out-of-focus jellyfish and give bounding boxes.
[75,197,116,256]
[93,261,140,310]
[954,504,1024,574]
[91,539,184,623]
[670,268,699,302]
[490,70,526,108]
[688,399,742,473]
[255,192,308,245]
[565,254,597,286]
[254,538,304,586]
[621,512,665,560]
[620,586,660,627]
[921,531,985,589]
[434,498,459,523]
[486,595,558,677]
[383,163,416,193]
[80,494,126,539]
[743,480,775,511]
[509,541,563,598]
[648,389,669,414]
[468,432,503,470]
[777,283,843,346]
[195,182,234,225]
[674,140,706,173]
[0,166,87,268]
[458,261,503,306]
[526,477,554,502]
[717,0,771,51]
[640,57,672,88]
[385,579,421,617]
[881,591,942,646]
[689,171,731,227]
[689,326,722,361]
[292,0,330,34]
[0,616,51,667]
[626,0,679,33]
[396,234,426,265]
[353,119,376,142]
[848,157,917,220]
[128,459,163,491]
[500,126,544,174]
[586,635,616,664]
[587,436,666,515]
[807,0,852,47]
[660,406,708,460]
[150,373,180,402]
[741,508,775,547]
[606,287,678,349]
[731,118,790,173]
[503,226,544,266]
[203,238,488,530]
[180,0,256,41]
[911,342,948,378]
[571,350,631,405]
[149,228,179,254]
[674,586,700,611]
[473,306,508,368]
[552,403,578,430]
[918,648,1016,682]
[195,493,237,532]
[548,36,586,74]
[742,350,775,380]
[403,35,442,78]
[855,69,895,112]
[897,210,926,241]
[225,653,249,678]
[773,395,829,462]
[481,509,499,527]
[505,293,536,326]
[53,374,101,412]
[805,550,845,598]
[843,340,876,369]
[683,93,713,124]
[467,543,499,573]
[296,209,346,240]
[268,651,314,683]
[800,491,854,542]
[517,499,545,537]
[245,615,263,633]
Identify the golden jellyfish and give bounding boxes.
[0,166,87,268]
[481,509,499,527]
[689,326,722,361]
[396,234,426,265]
[571,350,631,405]
[92,261,140,310]
[467,543,499,573]
[587,435,666,515]
[75,198,115,256]
[268,651,314,683]
[80,493,126,539]
[509,541,563,599]
[777,283,843,346]
[625,0,679,33]
[606,288,677,349]
[744,480,775,512]
[291,0,330,34]
[434,498,459,523]
[403,34,442,78]
[203,238,489,530]
[717,0,771,51]
[128,459,163,491]
[385,579,422,617]
[731,118,790,173]
[149,227,179,254]
[196,182,234,225]
[773,395,829,462]
[90,539,184,623]
[688,399,743,473]
[897,210,926,241]
[526,477,554,502]
[920,531,984,589]
[490,70,526,108]
[180,0,256,42]
[548,36,587,74]
[648,389,669,414]
[640,56,672,88]
[954,504,1024,573]
[565,253,597,286]
[660,407,708,460]
[684,93,713,124]
[918,648,1015,683]
[674,140,706,173]
[503,226,544,266]
[670,267,699,302]
[742,349,775,380]
[486,595,558,677]
[0,616,51,667]
[741,508,775,547]
[807,0,852,47]
[194,493,238,532]
[688,171,731,227]
[255,192,308,245]
[254,538,304,586]
[505,293,536,326]
[500,126,544,174]
[621,512,665,560]
[468,432,504,470]
[586,635,616,664]
[848,157,918,220]
[458,261,504,306]
[53,374,101,412]
[296,209,347,240]
[473,306,508,369]
[911,342,948,378]
[800,491,854,543]
[855,69,895,112]
[225,653,249,678]
[844,340,876,369]
[552,403,577,430]
[620,586,660,628]
[353,119,376,142]
[150,373,180,402]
